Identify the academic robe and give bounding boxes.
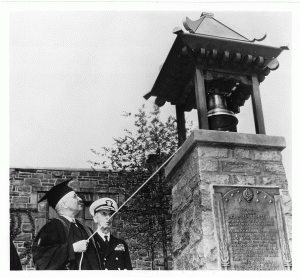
[10,240,22,270]
[93,233,132,270]
[32,217,101,270]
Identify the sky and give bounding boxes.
[3,2,297,195]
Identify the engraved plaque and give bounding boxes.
[213,186,292,270]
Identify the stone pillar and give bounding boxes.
[166,129,292,270]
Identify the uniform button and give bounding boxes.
[105,268,108,270]
[116,257,118,260]
[104,258,106,260]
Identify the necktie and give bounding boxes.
[104,235,109,246]
[72,219,78,227]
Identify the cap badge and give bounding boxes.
[106,200,114,207]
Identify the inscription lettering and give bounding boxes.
[228,208,280,270]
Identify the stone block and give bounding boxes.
[190,219,202,245]
[200,183,212,209]
[71,171,80,177]
[36,169,47,173]
[43,174,52,179]
[88,171,101,177]
[173,185,193,212]
[52,171,63,177]
[18,173,31,178]
[10,168,16,174]
[233,147,251,159]
[195,242,205,268]
[280,190,292,216]
[32,173,44,179]
[184,203,194,227]
[41,182,55,187]
[24,178,41,186]
[199,159,219,172]
[95,186,109,193]
[175,216,183,237]
[10,203,28,209]
[19,192,31,197]
[79,181,98,187]
[109,187,119,193]
[48,179,57,183]
[233,175,256,185]
[186,246,204,270]
[22,223,34,233]
[26,203,37,209]
[200,173,230,185]
[222,161,261,174]
[16,186,32,193]
[263,163,285,175]
[14,233,32,241]
[10,180,24,186]
[172,229,190,259]
[136,260,152,268]
[198,146,229,158]
[17,247,27,254]
[203,235,217,261]
[183,186,193,204]
[10,191,19,196]
[173,257,182,270]
[261,175,288,188]
[11,196,29,204]
[79,187,95,192]
[253,150,282,161]
[31,211,47,219]
[202,211,214,236]
[69,181,80,189]
[20,256,29,265]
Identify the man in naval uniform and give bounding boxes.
[32,179,101,270]
[90,198,132,270]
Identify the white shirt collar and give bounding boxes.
[61,215,76,223]
[97,229,110,242]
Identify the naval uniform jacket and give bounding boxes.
[93,233,132,270]
[32,216,101,270]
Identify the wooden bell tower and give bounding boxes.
[144,12,288,146]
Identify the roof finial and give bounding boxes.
[201,12,214,17]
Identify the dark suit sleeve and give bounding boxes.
[123,241,132,270]
[32,219,75,270]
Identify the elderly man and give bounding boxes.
[89,198,132,270]
[32,179,101,270]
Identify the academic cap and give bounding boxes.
[38,178,74,209]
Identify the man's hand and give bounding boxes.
[73,240,89,252]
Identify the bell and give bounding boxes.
[207,93,238,131]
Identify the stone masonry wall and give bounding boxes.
[9,167,172,270]
[170,143,292,270]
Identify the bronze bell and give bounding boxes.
[207,93,238,131]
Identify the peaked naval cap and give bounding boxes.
[38,178,74,209]
[89,197,118,216]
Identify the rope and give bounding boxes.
[79,147,181,270]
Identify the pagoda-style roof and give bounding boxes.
[145,13,288,112]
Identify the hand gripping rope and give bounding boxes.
[79,146,181,270]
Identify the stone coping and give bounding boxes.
[165,129,286,178]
